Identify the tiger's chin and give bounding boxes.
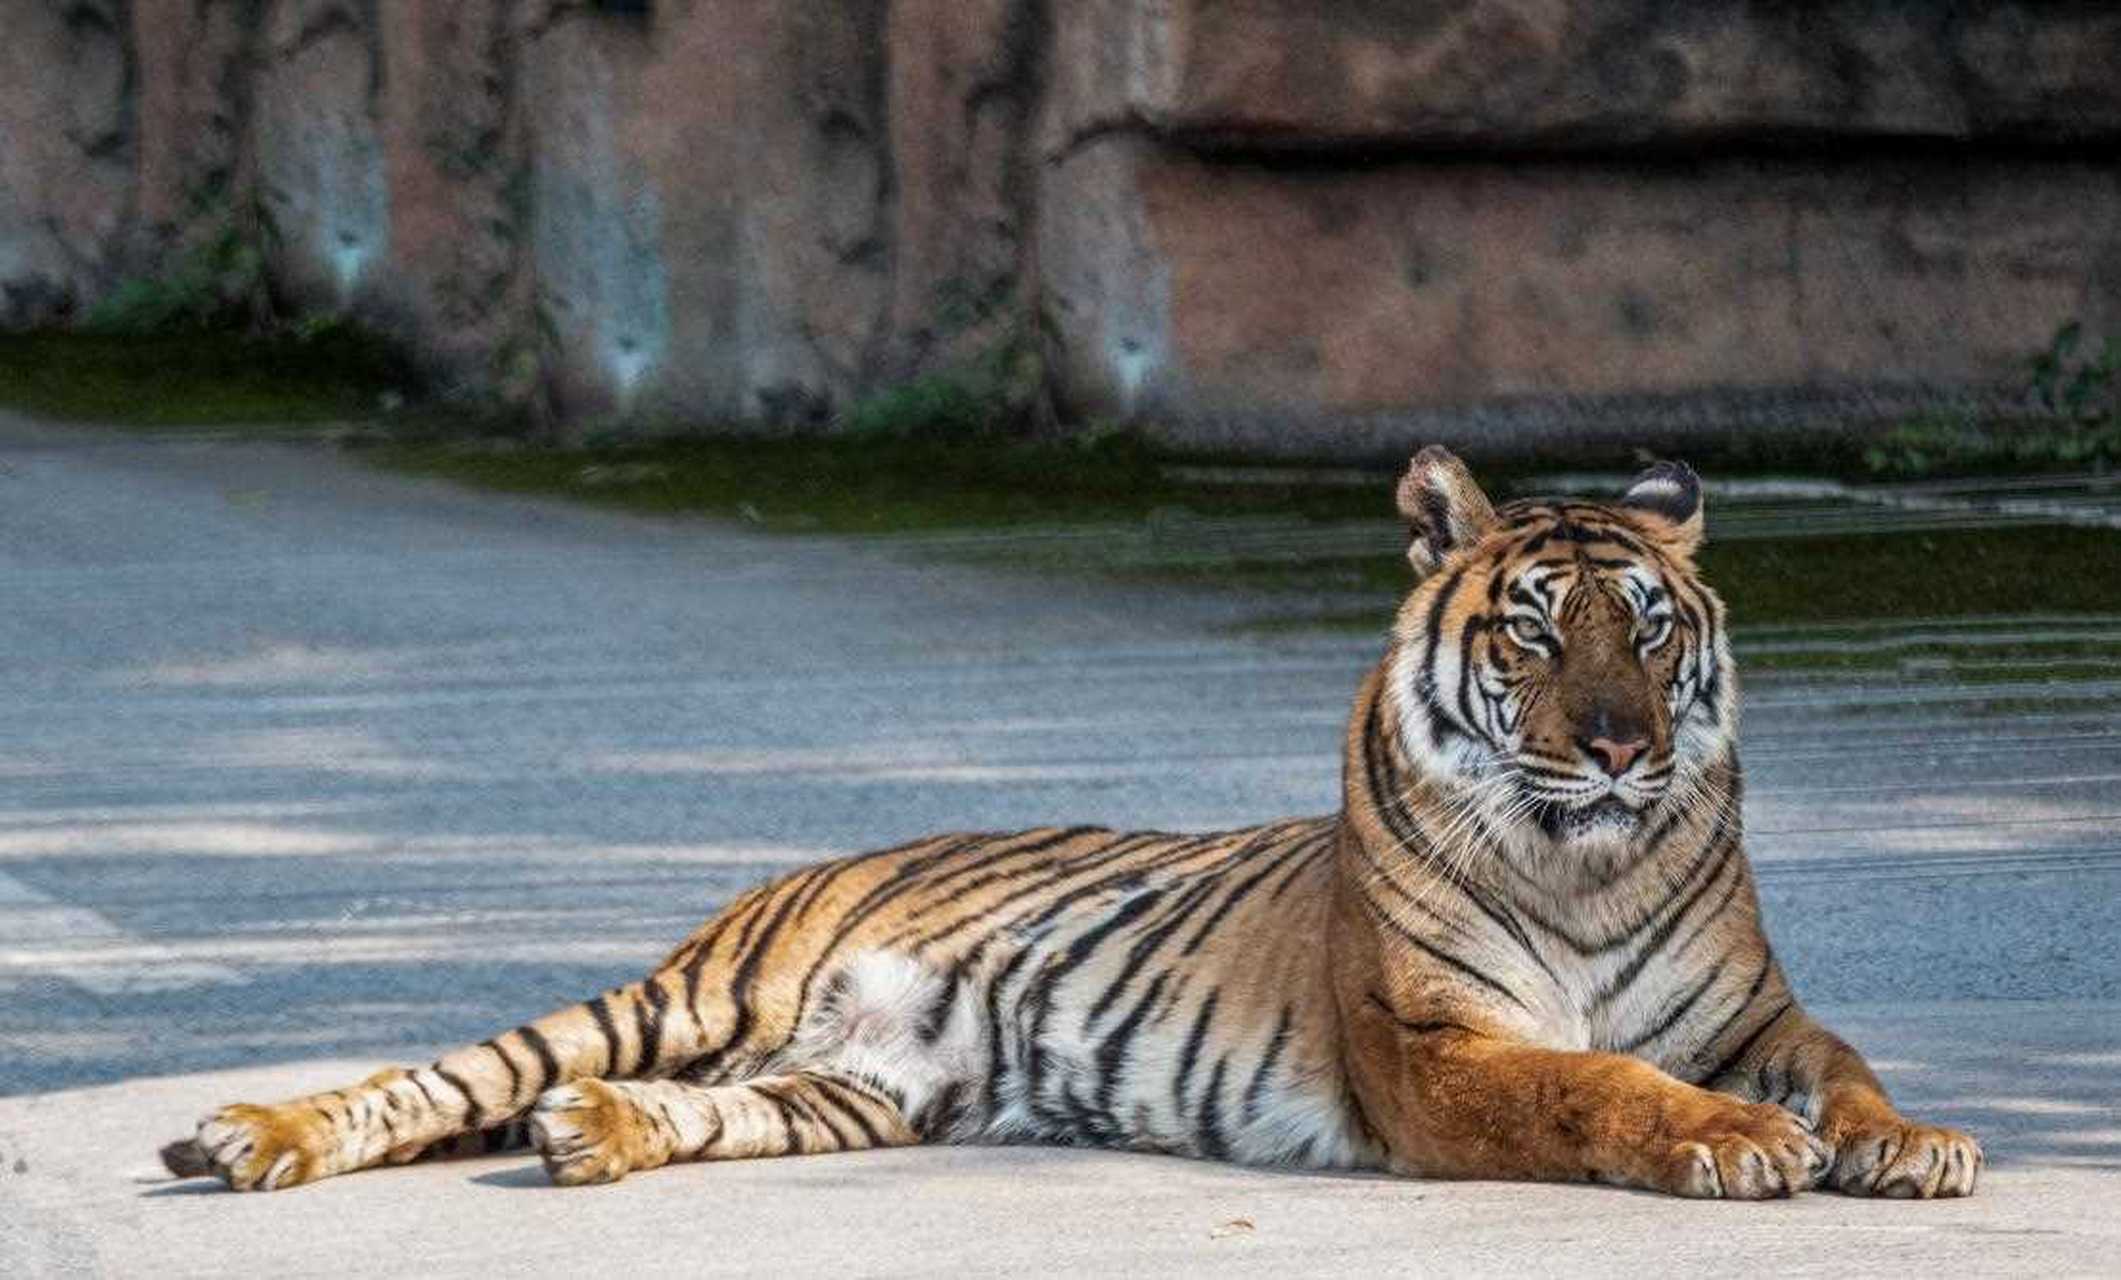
[1531,796,1645,845]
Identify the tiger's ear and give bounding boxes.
[1396,445,1497,578]
[1620,460,1704,554]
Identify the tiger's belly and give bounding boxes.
[978,973,1374,1169]
[785,945,1375,1170]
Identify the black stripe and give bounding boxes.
[861,828,1114,952]
[864,830,1135,959]
[1242,1006,1295,1123]
[723,886,783,973]
[1353,833,1563,991]
[1586,526,1647,555]
[1094,970,1171,1115]
[918,831,1229,962]
[1267,828,1336,900]
[1452,614,1486,738]
[1179,827,1311,955]
[1366,990,1476,1037]
[676,907,747,1017]
[1359,694,1399,828]
[916,967,961,1044]
[793,1086,852,1150]
[432,1067,485,1127]
[1697,998,1794,1086]
[635,978,669,1072]
[516,1025,563,1090]
[409,1073,440,1110]
[768,835,1023,1066]
[481,1039,523,1105]
[812,1080,887,1148]
[750,1082,804,1153]
[918,1081,968,1138]
[1020,887,1168,1121]
[1419,568,1468,710]
[1360,894,1529,1011]
[1620,958,1729,1053]
[982,944,1042,1117]
[1196,1056,1232,1161]
[1680,962,1774,1081]
[587,994,626,1075]
[1594,818,1743,1005]
[1171,991,1221,1110]
[1670,866,1748,957]
[1084,876,1222,1028]
[707,847,855,1074]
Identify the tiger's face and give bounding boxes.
[1384,448,1735,862]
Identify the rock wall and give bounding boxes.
[4,1,2119,451]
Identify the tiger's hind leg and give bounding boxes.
[524,948,981,1185]
[529,1071,920,1186]
[160,971,711,1192]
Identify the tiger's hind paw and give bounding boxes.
[529,1080,664,1186]
[173,1103,337,1191]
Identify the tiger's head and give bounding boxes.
[1383,446,1736,863]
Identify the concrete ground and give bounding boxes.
[0,413,2114,1276]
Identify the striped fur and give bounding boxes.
[161,449,1979,1200]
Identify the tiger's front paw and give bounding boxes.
[529,1080,663,1186]
[1826,1118,1981,1198]
[1655,1099,1832,1199]
[166,1103,338,1191]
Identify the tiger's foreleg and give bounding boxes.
[163,970,710,1191]
[527,1071,919,1186]
[1350,997,1831,1199]
[1697,1002,1981,1198]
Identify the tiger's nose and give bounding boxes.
[1582,736,1649,777]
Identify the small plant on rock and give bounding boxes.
[81,227,269,335]
[2027,320,2117,425]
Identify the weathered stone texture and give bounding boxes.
[253,1,388,308]
[1067,150,2121,421]
[130,0,257,239]
[0,1,135,324]
[4,2,2120,448]
[1060,1,2121,150]
[370,1,523,381]
[883,0,1036,377]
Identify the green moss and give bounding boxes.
[1214,524,2121,646]
[1700,526,2121,626]
[367,432,1407,533]
[1862,412,2121,478]
[0,330,411,429]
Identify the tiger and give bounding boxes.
[159,446,1980,1200]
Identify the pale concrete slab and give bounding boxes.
[3,999,2117,1278]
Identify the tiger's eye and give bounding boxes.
[1506,616,1548,648]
